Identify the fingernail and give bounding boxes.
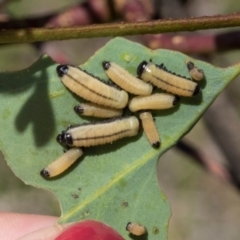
[55,220,124,240]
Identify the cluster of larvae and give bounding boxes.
[40,59,204,179]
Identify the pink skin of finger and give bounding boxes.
[55,220,124,240]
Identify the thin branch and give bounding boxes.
[1,12,240,43]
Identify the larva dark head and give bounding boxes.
[152,141,160,149]
[186,61,195,71]
[57,132,73,145]
[198,68,204,74]
[56,65,69,78]
[74,105,84,114]
[173,95,180,106]
[137,61,148,78]
[193,84,200,96]
[102,61,111,70]
[65,133,73,145]
[126,222,132,231]
[40,169,50,178]
[56,132,65,144]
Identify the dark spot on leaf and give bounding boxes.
[121,201,129,208]
[152,226,159,235]
[71,194,79,199]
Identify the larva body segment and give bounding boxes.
[126,222,147,236]
[57,65,129,109]
[102,61,153,96]
[40,148,83,178]
[137,61,200,97]
[139,111,160,148]
[74,102,123,118]
[128,93,179,112]
[57,116,139,147]
[186,61,205,81]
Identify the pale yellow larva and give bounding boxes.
[57,116,139,147]
[40,148,83,178]
[74,102,123,118]
[137,61,200,97]
[186,61,205,81]
[126,222,147,236]
[102,61,153,95]
[128,93,179,112]
[139,111,160,148]
[56,65,129,109]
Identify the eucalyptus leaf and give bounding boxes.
[1,37,240,239]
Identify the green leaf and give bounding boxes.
[1,37,240,239]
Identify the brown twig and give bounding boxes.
[1,13,240,43]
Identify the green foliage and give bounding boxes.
[0,37,239,239]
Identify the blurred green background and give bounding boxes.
[0,0,240,239]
